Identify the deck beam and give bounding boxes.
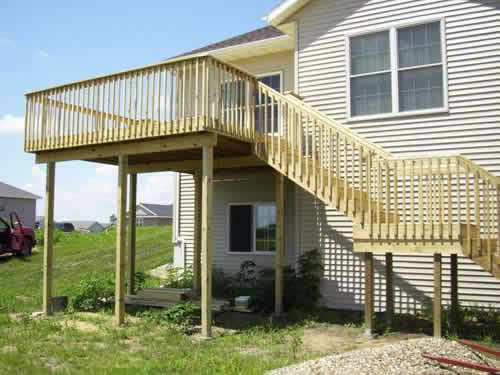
[128,155,264,174]
[43,162,56,316]
[201,146,213,338]
[127,173,137,295]
[35,132,218,164]
[115,155,128,326]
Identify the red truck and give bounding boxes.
[0,212,36,257]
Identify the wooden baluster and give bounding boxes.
[465,164,471,254]
[328,128,332,203]
[385,160,390,239]
[127,74,132,139]
[335,132,340,209]
[311,116,316,193]
[448,158,453,240]
[170,67,174,133]
[486,179,491,269]
[344,137,348,213]
[145,69,151,136]
[367,152,372,235]
[497,185,500,259]
[359,145,364,224]
[438,158,444,240]
[182,62,186,132]
[133,73,139,138]
[402,160,406,240]
[419,159,424,239]
[377,160,382,238]
[428,159,433,238]
[150,69,156,135]
[394,159,399,239]
[298,110,303,183]
[118,76,123,140]
[69,87,75,146]
[474,171,481,255]
[163,67,168,134]
[351,142,355,216]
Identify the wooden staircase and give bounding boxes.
[251,82,500,279]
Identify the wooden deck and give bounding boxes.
[29,53,499,339]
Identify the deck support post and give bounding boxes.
[115,155,128,326]
[275,173,285,316]
[450,254,459,332]
[193,169,202,296]
[433,253,442,338]
[201,146,213,338]
[43,162,56,316]
[385,253,394,326]
[127,173,137,295]
[364,252,374,336]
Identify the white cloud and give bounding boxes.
[0,114,24,134]
[34,48,49,58]
[30,163,174,223]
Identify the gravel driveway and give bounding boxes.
[267,337,499,375]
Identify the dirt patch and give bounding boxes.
[1,345,17,354]
[64,320,100,333]
[302,324,426,355]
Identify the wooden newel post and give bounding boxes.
[127,173,137,295]
[201,146,213,338]
[43,162,56,316]
[115,155,128,326]
[365,252,374,336]
[275,173,285,315]
[434,253,442,338]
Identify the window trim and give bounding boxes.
[226,201,277,255]
[345,17,448,122]
[256,71,284,136]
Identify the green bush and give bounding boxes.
[163,267,193,289]
[66,274,115,312]
[221,249,324,313]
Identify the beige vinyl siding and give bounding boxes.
[178,173,196,267]
[294,0,500,311]
[178,168,296,276]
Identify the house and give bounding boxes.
[26,0,500,339]
[0,181,40,227]
[71,221,106,233]
[131,203,173,226]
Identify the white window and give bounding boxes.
[347,19,447,119]
[227,203,276,253]
[255,72,282,134]
[136,217,144,227]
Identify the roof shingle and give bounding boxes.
[0,181,41,200]
[174,26,284,58]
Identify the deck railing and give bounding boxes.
[24,55,258,152]
[253,83,500,267]
[24,55,499,267]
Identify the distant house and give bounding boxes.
[133,203,173,227]
[0,182,40,227]
[71,221,105,233]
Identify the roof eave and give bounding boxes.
[265,0,311,26]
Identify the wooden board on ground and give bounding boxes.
[137,288,192,302]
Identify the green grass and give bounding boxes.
[0,225,320,375]
[0,226,172,313]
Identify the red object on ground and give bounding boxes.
[458,340,500,358]
[0,212,36,256]
[422,352,500,374]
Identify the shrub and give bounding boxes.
[163,267,193,289]
[66,274,115,312]
[226,249,324,313]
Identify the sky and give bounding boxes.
[0,0,277,222]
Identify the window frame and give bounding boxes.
[345,17,448,121]
[255,71,284,136]
[226,201,277,255]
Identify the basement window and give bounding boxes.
[347,18,448,120]
[228,203,276,253]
